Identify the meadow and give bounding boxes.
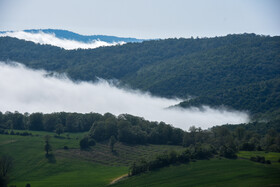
[0,130,183,186]
[112,158,280,187]
[1,130,280,187]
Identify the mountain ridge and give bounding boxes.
[23,29,144,43]
[0,33,279,120]
[0,29,144,43]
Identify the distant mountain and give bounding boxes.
[0,29,144,49]
[23,29,144,43]
[0,34,279,120]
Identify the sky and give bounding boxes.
[0,0,279,39]
[0,62,249,130]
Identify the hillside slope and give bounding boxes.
[0,34,279,119]
[112,158,280,187]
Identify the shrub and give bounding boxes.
[20,132,30,136]
[88,138,96,146]
[219,145,237,159]
[250,156,256,162]
[250,155,268,164]
[79,137,89,150]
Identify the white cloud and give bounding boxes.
[0,31,125,50]
[0,62,250,130]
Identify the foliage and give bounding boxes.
[79,136,89,149]
[0,155,13,187]
[109,136,117,152]
[113,159,280,187]
[1,34,279,120]
[79,136,96,150]
[1,111,280,153]
[237,151,280,163]
[44,135,52,156]
[129,144,215,176]
[55,124,64,136]
[250,156,271,164]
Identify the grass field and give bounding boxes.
[0,131,127,187]
[238,151,280,163]
[112,158,280,187]
[1,130,280,187]
[0,130,184,186]
[57,142,185,166]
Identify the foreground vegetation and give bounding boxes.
[0,131,127,187]
[1,110,279,186]
[1,129,280,186]
[0,130,184,186]
[112,158,280,187]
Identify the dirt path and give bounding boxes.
[110,174,128,185]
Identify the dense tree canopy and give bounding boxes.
[0,34,279,120]
[0,111,279,153]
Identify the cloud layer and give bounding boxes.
[0,31,125,50]
[0,62,250,130]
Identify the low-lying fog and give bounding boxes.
[0,31,125,50]
[0,62,250,130]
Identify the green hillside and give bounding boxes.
[0,131,126,187]
[0,34,279,119]
[0,130,184,186]
[1,130,280,187]
[112,158,280,187]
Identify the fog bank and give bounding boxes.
[0,31,125,50]
[0,62,250,130]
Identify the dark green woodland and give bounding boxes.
[1,34,279,120]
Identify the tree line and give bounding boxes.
[1,111,279,153]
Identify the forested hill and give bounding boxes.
[0,34,279,120]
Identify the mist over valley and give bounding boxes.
[1,1,280,186]
[0,62,250,130]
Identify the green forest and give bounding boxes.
[0,34,279,120]
[1,33,280,186]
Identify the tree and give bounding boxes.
[29,113,43,131]
[182,132,194,147]
[43,114,60,131]
[0,155,13,187]
[12,111,25,130]
[66,113,84,132]
[80,136,89,150]
[235,127,245,140]
[109,136,117,152]
[55,124,64,136]
[44,135,52,156]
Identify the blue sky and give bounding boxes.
[0,0,279,39]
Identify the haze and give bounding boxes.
[0,0,279,39]
[0,31,125,50]
[0,62,250,130]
